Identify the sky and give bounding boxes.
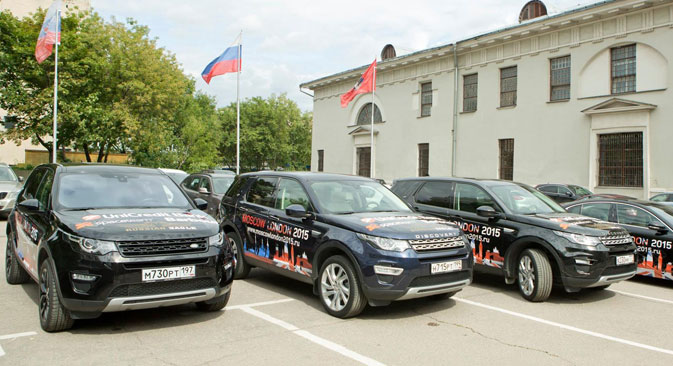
[91,0,599,111]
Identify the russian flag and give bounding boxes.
[201,34,242,84]
[35,0,61,64]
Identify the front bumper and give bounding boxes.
[53,243,234,318]
[359,245,474,302]
[558,242,637,290]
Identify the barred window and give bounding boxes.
[317,150,324,172]
[499,139,514,181]
[421,82,432,117]
[500,66,517,107]
[550,56,570,101]
[418,143,429,177]
[463,74,478,112]
[611,45,636,94]
[598,132,642,187]
[356,103,382,125]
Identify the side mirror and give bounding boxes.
[18,176,24,182]
[286,204,313,219]
[565,191,573,197]
[198,187,211,194]
[648,223,668,234]
[476,205,502,220]
[18,198,40,212]
[194,198,208,211]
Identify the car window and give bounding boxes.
[454,183,497,214]
[246,177,278,207]
[20,169,46,202]
[566,205,581,214]
[188,176,201,191]
[391,180,422,198]
[0,166,18,182]
[538,185,558,194]
[275,178,311,210]
[616,204,663,227]
[651,194,668,202]
[199,177,212,192]
[490,183,565,215]
[415,181,451,208]
[580,203,612,221]
[558,186,572,196]
[570,185,592,196]
[212,177,235,194]
[309,180,411,214]
[181,176,192,189]
[34,169,54,211]
[225,176,249,198]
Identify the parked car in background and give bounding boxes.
[220,172,473,318]
[535,183,593,204]
[0,163,24,219]
[392,177,637,301]
[5,164,234,332]
[564,197,673,281]
[182,172,236,220]
[650,192,673,206]
[158,168,188,185]
[205,168,236,175]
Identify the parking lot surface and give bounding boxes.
[1,220,672,365]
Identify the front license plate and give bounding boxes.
[616,254,634,266]
[431,260,462,274]
[142,266,195,282]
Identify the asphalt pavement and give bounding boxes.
[1,220,672,365]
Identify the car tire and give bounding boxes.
[318,255,367,318]
[6,229,30,284]
[196,291,230,312]
[431,291,458,300]
[39,259,74,332]
[227,231,250,279]
[517,248,553,302]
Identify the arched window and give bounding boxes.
[356,103,382,125]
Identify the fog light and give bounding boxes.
[71,273,98,281]
[575,258,594,265]
[374,265,404,276]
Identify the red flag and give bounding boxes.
[340,59,376,108]
[35,0,61,64]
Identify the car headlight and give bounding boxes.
[65,233,117,255]
[356,233,410,252]
[208,232,224,247]
[7,190,19,200]
[553,231,602,246]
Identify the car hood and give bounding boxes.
[320,211,462,240]
[0,181,22,194]
[55,208,219,241]
[515,212,626,236]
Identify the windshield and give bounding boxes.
[490,184,565,215]
[165,172,188,184]
[57,172,191,210]
[569,185,592,196]
[309,180,411,214]
[213,177,235,194]
[0,166,18,182]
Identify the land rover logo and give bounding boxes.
[190,243,199,249]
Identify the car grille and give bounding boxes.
[409,271,470,287]
[602,264,635,276]
[409,236,464,252]
[600,232,633,246]
[0,192,6,199]
[109,277,216,297]
[117,237,208,257]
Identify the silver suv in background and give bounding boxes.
[0,163,23,219]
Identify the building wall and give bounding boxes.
[306,0,673,199]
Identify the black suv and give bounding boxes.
[182,171,236,220]
[535,184,593,204]
[5,164,234,331]
[392,177,637,301]
[220,172,473,318]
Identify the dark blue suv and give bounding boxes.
[220,172,473,318]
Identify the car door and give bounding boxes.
[410,181,453,219]
[198,176,218,218]
[614,203,671,278]
[182,175,201,200]
[446,183,511,270]
[266,177,317,282]
[237,176,279,269]
[13,168,49,278]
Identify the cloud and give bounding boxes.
[91,0,598,111]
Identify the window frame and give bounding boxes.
[420,82,432,117]
[317,150,324,172]
[356,103,382,126]
[463,73,478,112]
[418,143,429,177]
[610,44,636,95]
[550,55,571,101]
[500,66,517,108]
[499,138,514,181]
[598,132,643,188]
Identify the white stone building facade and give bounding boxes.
[301,0,673,199]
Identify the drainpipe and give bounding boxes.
[451,44,459,177]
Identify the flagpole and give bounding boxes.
[52,10,60,164]
[236,31,241,175]
[370,58,376,179]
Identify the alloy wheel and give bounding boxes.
[518,255,535,296]
[320,263,350,312]
[39,265,50,323]
[5,240,12,278]
[228,236,238,269]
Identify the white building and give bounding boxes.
[0,0,90,165]
[300,0,673,199]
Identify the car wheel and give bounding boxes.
[6,229,30,284]
[196,291,231,312]
[431,291,458,300]
[39,259,74,332]
[227,231,250,279]
[517,248,552,302]
[318,255,367,318]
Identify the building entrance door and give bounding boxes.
[356,147,371,177]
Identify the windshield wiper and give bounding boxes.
[368,210,398,213]
[65,208,98,211]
